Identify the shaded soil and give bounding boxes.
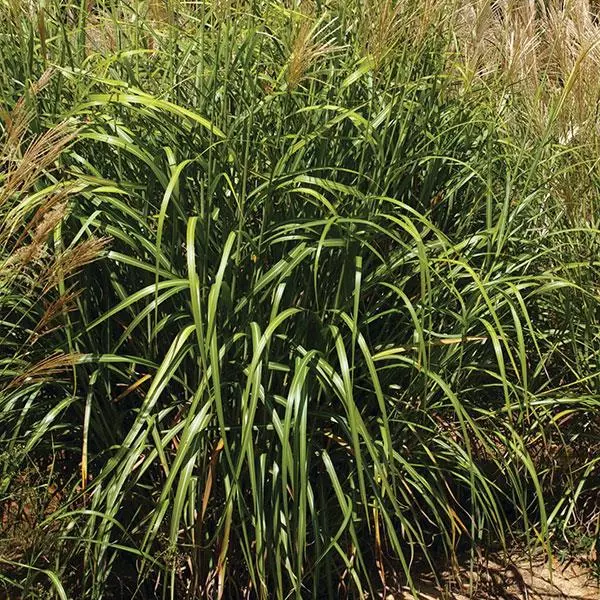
[400,554,599,600]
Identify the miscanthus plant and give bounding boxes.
[0,71,107,597]
[0,1,598,598]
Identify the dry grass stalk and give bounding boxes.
[360,0,414,68]
[9,351,85,388]
[6,188,71,249]
[27,288,82,344]
[287,16,337,89]
[30,67,54,96]
[42,236,110,291]
[0,120,79,208]
[0,188,81,295]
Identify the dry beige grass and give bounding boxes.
[449,0,600,142]
[287,11,338,89]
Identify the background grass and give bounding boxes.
[0,0,599,598]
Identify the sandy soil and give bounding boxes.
[398,554,600,600]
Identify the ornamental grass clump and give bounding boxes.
[0,1,598,598]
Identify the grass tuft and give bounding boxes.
[0,1,598,598]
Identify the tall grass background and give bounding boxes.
[0,0,598,598]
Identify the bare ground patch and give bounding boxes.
[399,554,600,600]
